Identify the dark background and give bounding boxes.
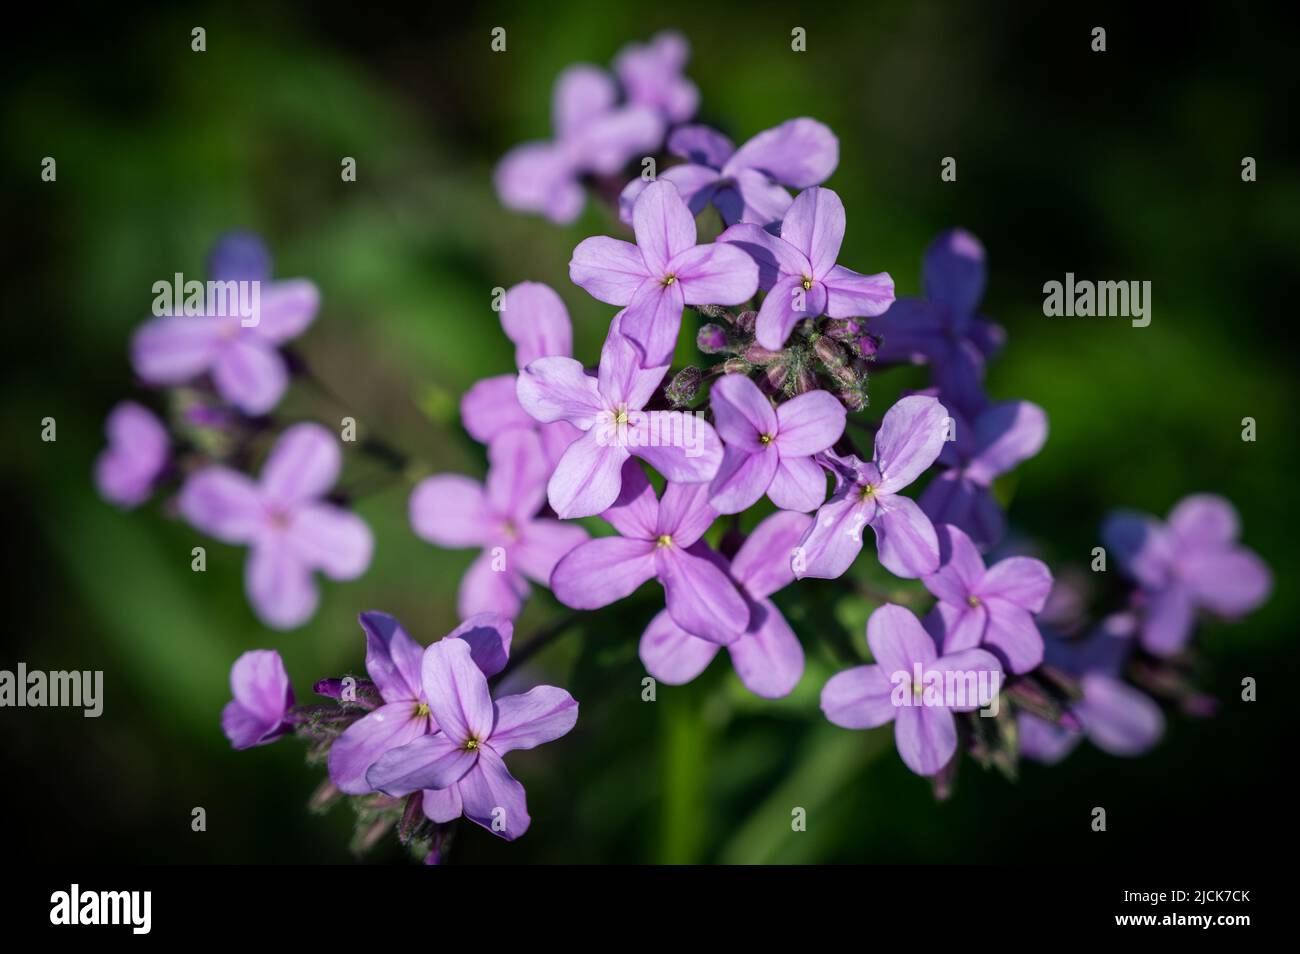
[3,1,1294,863]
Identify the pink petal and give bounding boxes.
[656,543,749,644]
[409,475,490,548]
[547,429,631,518]
[711,373,776,449]
[670,242,760,306]
[489,686,579,755]
[754,273,823,350]
[620,276,685,369]
[978,556,1053,612]
[421,637,494,744]
[628,414,723,484]
[866,603,937,674]
[461,374,535,444]
[600,460,660,539]
[364,731,478,796]
[794,493,872,580]
[870,493,940,579]
[731,510,813,598]
[446,613,514,679]
[717,222,808,290]
[551,536,658,609]
[513,519,590,586]
[598,313,670,409]
[822,265,895,318]
[516,356,603,428]
[765,455,827,513]
[894,705,957,776]
[966,401,1048,484]
[982,598,1044,674]
[180,467,265,543]
[727,169,794,226]
[260,423,341,505]
[246,538,319,630]
[779,186,845,279]
[873,395,949,494]
[288,503,373,580]
[500,281,572,368]
[774,389,845,456]
[724,118,839,188]
[1167,494,1240,549]
[457,748,530,840]
[552,64,616,139]
[485,428,548,522]
[632,180,697,275]
[655,480,718,547]
[639,609,721,684]
[458,550,528,620]
[708,443,778,515]
[821,664,896,729]
[130,315,221,384]
[328,704,430,794]
[923,523,986,605]
[255,279,319,344]
[728,598,805,698]
[923,229,986,318]
[212,337,288,415]
[359,611,425,702]
[569,236,650,305]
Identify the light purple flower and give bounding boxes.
[495,65,664,224]
[516,314,723,518]
[94,401,168,508]
[719,186,895,351]
[179,423,373,629]
[569,180,760,368]
[619,118,839,227]
[707,374,844,513]
[409,428,589,620]
[1101,493,1271,656]
[328,612,512,795]
[222,649,294,749]
[795,395,947,580]
[822,604,1002,776]
[922,524,1053,674]
[130,233,320,416]
[613,31,698,124]
[919,400,1048,550]
[869,229,1005,417]
[365,637,579,841]
[551,460,749,644]
[640,510,811,697]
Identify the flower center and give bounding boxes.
[967,595,981,608]
[857,483,877,501]
[801,276,813,291]
[913,681,926,700]
[611,405,629,427]
[662,274,677,286]
[267,507,293,530]
[656,534,674,548]
[464,738,480,751]
[758,433,774,445]
[414,702,430,717]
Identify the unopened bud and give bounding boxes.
[721,357,751,376]
[761,361,789,393]
[734,310,757,334]
[693,303,727,319]
[836,387,867,412]
[696,323,729,354]
[855,331,881,359]
[812,335,848,370]
[743,343,783,365]
[822,317,865,341]
[665,366,703,406]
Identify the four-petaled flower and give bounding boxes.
[222,650,294,750]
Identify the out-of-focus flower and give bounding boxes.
[1101,493,1271,656]
[179,423,373,629]
[707,373,844,513]
[822,604,1002,776]
[570,180,759,368]
[222,649,294,749]
[131,233,319,416]
[720,187,894,350]
[409,429,588,619]
[613,31,698,124]
[94,401,168,508]
[619,118,839,226]
[641,510,811,697]
[795,395,947,580]
[551,460,748,645]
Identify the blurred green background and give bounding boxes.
[4,2,1295,863]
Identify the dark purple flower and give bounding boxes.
[409,428,589,620]
[94,401,168,508]
[495,65,664,224]
[640,510,811,697]
[919,400,1048,550]
[551,460,749,645]
[131,233,319,416]
[365,637,578,841]
[619,118,839,227]
[707,374,844,513]
[222,649,294,749]
[1101,493,1271,656]
[795,395,947,580]
[180,423,373,629]
[922,524,1053,674]
[516,313,723,518]
[719,187,895,351]
[822,604,1002,776]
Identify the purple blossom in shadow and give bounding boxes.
[795,395,947,580]
[869,229,1005,418]
[179,423,373,629]
[1101,493,1271,657]
[130,232,319,416]
[707,374,844,513]
[719,186,895,351]
[409,428,589,620]
[94,401,168,508]
[516,313,723,518]
[365,637,578,841]
[328,612,511,794]
[551,460,749,644]
[822,604,1002,776]
[222,649,294,749]
[922,523,1053,674]
[570,180,760,367]
[640,510,811,697]
[494,64,664,224]
[619,118,839,227]
[918,400,1048,551]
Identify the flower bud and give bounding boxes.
[696,323,730,354]
[721,357,751,376]
[812,335,848,371]
[761,361,789,393]
[743,343,783,365]
[693,303,727,319]
[734,310,757,334]
[822,317,865,341]
[665,366,702,406]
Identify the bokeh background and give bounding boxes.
[4,2,1295,863]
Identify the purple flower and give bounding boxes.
[94,401,168,508]
[222,649,294,749]
[922,524,1053,674]
[516,314,723,518]
[619,118,839,227]
[1101,494,1271,656]
[719,187,895,351]
[179,423,373,629]
[409,428,589,620]
[795,395,947,580]
[328,612,512,794]
[640,510,811,697]
[919,400,1048,550]
[613,31,698,124]
[822,604,1002,776]
[569,180,760,368]
[869,229,1005,417]
[130,233,320,416]
[551,460,749,644]
[495,65,664,224]
[365,637,579,841]
[707,374,845,513]
[460,281,582,467]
